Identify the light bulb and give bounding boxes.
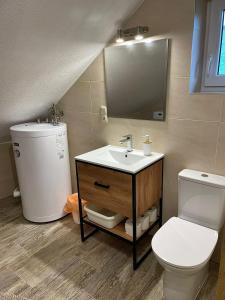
[135,34,144,41]
[116,37,124,43]
[126,41,134,46]
[116,29,124,43]
[145,38,152,44]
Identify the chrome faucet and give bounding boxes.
[119,134,133,152]
[49,104,64,126]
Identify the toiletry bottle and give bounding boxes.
[143,135,152,156]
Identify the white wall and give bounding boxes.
[0,0,143,139]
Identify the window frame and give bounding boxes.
[201,0,225,91]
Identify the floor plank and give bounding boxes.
[0,197,219,300]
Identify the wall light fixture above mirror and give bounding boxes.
[115,26,149,43]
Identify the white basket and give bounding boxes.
[84,204,123,229]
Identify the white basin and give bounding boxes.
[75,145,164,174]
[97,148,145,165]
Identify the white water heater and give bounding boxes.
[10,122,72,222]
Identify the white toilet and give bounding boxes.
[152,169,225,300]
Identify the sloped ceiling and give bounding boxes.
[0,0,143,138]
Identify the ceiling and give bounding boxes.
[0,0,143,138]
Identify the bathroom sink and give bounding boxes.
[98,148,145,165]
[75,145,164,173]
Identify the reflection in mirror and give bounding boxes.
[104,39,169,121]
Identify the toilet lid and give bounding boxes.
[152,217,218,269]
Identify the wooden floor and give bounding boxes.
[0,197,219,300]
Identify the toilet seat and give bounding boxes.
[152,217,218,269]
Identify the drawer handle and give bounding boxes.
[94,181,110,189]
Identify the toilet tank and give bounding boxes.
[178,169,225,231]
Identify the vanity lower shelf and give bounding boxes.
[83,216,160,243]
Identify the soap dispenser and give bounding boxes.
[143,135,152,156]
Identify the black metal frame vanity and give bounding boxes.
[75,158,164,270]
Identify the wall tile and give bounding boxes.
[90,82,106,113]
[123,119,168,151]
[169,31,193,78]
[66,112,97,191]
[79,54,104,82]
[215,123,225,176]
[162,158,183,220]
[91,114,108,147]
[221,98,225,122]
[164,119,219,171]
[165,118,218,219]
[162,118,219,221]
[66,112,93,155]
[0,136,11,144]
[0,142,17,199]
[60,81,91,114]
[97,117,134,147]
[167,78,223,122]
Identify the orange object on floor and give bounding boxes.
[64,193,87,224]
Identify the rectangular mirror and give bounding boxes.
[104,39,169,121]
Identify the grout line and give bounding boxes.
[0,141,11,145]
[219,97,224,123]
[68,115,224,123]
[214,123,221,171]
[64,110,93,115]
[167,117,220,124]
[221,98,225,122]
[89,81,92,114]
[173,76,190,79]
[212,97,223,171]
[216,100,225,160]
[79,80,104,83]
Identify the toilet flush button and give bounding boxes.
[201,173,208,177]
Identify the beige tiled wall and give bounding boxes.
[0,137,17,199]
[58,0,225,223]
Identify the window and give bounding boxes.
[218,11,225,75]
[202,0,225,91]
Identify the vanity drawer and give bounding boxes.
[76,161,132,217]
